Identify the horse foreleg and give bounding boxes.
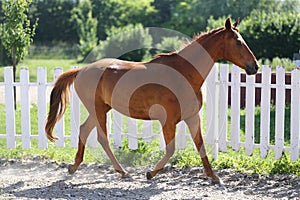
[146,122,176,180]
[68,115,95,174]
[96,111,128,178]
[97,131,129,177]
[185,114,222,184]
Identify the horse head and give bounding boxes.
[222,18,259,75]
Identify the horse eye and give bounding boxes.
[236,40,242,46]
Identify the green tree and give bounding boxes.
[96,24,153,62]
[167,0,299,36]
[1,0,37,71]
[29,0,77,43]
[155,36,184,53]
[241,10,300,59]
[91,0,157,40]
[206,11,300,60]
[71,0,98,60]
[1,0,37,108]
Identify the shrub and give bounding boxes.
[93,24,153,62]
[155,36,185,54]
[206,11,300,60]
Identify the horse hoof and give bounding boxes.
[211,177,224,185]
[68,165,76,175]
[146,171,153,180]
[121,172,131,179]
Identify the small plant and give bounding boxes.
[271,152,300,176]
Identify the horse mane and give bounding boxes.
[155,26,226,58]
[192,27,224,42]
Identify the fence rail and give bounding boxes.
[0,64,299,161]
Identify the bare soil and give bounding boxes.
[0,157,299,200]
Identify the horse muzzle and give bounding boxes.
[245,62,259,75]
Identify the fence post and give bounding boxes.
[290,68,300,161]
[260,66,271,158]
[70,66,80,148]
[53,67,65,148]
[37,67,48,149]
[128,118,138,150]
[245,74,255,156]
[143,120,152,143]
[219,64,228,152]
[230,65,241,151]
[112,110,122,148]
[176,121,186,150]
[275,66,285,159]
[4,67,16,148]
[20,67,31,148]
[107,110,111,141]
[87,127,98,148]
[205,64,218,160]
[159,128,166,150]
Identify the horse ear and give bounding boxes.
[233,17,240,28]
[225,18,231,30]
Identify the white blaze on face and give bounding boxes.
[236,31,246,44]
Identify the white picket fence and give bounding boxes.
[0,64,299,161]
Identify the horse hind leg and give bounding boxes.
[146,122,176,179]
[68,115,95,174]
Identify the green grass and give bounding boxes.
[2,137,298,176]
[0,58,84,82]
[238,105,291,145]
[0,102,299,176]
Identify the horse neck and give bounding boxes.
[176,30,224,88]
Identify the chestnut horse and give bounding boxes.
[45,18,258,184]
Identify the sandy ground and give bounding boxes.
[0,157,299,200]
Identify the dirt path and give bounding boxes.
[0,157,299,200]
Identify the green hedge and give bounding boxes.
[207,11,300,60]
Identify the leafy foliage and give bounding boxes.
[207,11,300,60]
[241,10,300,59]
[71,0,98,60]
[95,24,153,61]
[29,0,77,43]
[0,0,298,61]
[155,36,184,53]
[1,0,37,67]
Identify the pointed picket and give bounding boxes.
[260,66,271,158]
[245,75,255,156]
[143,120,152,143]
[219,64,229,152]
[53,67,64,148]
[230,65,241,151]
[37,67,48,149]
[112,110,122,148]
[128,118,138,150]
[176,121,186,150]
[4,67,16,148]
[275,66,285,159]
[70,66,80,148]
[20,68,31,148]
[205,64,219,160]
[290,68,300,161]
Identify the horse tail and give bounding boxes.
[45,68,80,142]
